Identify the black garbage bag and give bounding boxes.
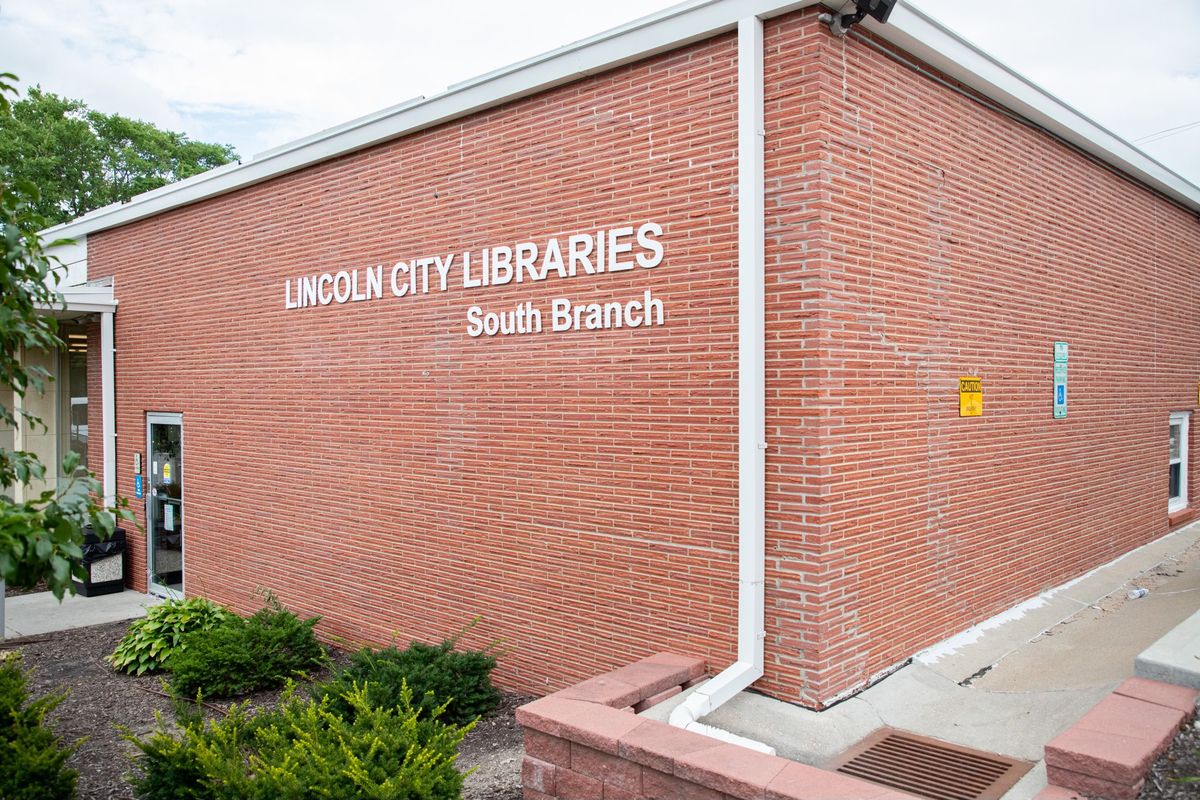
[81,526,126,564]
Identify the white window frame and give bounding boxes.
[1169,411,1190,514]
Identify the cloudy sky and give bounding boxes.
[2,0,1198,186]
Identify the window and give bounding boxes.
[1169,411,1190,513]
[57,326,88,477]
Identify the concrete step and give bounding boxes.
[1135,607,1200,689]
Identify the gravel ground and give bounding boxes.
[6,619,525,800]
[1140,717,1200,799]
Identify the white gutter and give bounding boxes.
[668,14,770,755]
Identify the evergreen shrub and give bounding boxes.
[0,654,77,800]
[168,594,326,698]
[316,629,501,726]
[129,682,469,800]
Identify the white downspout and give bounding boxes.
[669,14,770,755]
[101,309,116,507]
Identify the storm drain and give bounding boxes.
[829,728,1032,800]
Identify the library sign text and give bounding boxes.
[282,222,665,337]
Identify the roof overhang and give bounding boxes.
[44,0,1200,243]
[37,284,118,318]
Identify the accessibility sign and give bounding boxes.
[1053,342,1068,419]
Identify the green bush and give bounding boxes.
[0,654,77,800]
[109,597,234,675]
[168,595,326,698]
[129,682,470,800]
[316,630,501,726]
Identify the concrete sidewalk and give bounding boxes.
[1137,606,1200,688]
[644,519,1200,799]
[3,589,158,639]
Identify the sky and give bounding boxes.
[1,0,1198,187]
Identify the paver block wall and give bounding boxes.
[86,7,1200,708]
[1043,677,1198,799]
[516,653,913,800]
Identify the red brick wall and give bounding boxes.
[89,32,744,696]
[756,15,1200,705]
[85,8,1200,708]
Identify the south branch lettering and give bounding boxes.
[465,290,665,338]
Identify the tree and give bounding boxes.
[0,86,237,226]
[0,72,135,599]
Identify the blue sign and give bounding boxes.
[1053,360,1068,419]
[134,475,144,499]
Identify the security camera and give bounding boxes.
[857,0,897,24]
[819,0,898,37]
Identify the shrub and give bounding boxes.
[0,654,77,800]
[316,628,501,726]
[168,595,326,698]
[109,597,234,675]
[129,681,470,800]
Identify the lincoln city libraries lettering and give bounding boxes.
[282,222,666,337]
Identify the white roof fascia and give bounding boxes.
[47,238,87,269]
[876,4,1200,213]
[46,0,811,241]
[47,236,89,289]
[45,0,1200,243]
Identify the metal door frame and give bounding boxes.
[146,412,184,598]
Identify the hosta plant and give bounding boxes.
[109,597,234,676]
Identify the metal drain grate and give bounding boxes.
[829,728,1032,800]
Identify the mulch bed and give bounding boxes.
[1140,718,1200,799]
[4,578,48,597]
[7,619,526,800]
[14,619,1198,800]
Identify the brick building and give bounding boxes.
[28,0,1200,711]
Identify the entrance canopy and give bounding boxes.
[33,278,118,507]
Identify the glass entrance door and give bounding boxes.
[147,413,184,597]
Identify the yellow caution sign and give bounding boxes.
[959,377,983,417]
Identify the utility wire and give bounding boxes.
[1136,119,1200,140]
[1134,119,1200,145]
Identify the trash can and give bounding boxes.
[73,526,127,597]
